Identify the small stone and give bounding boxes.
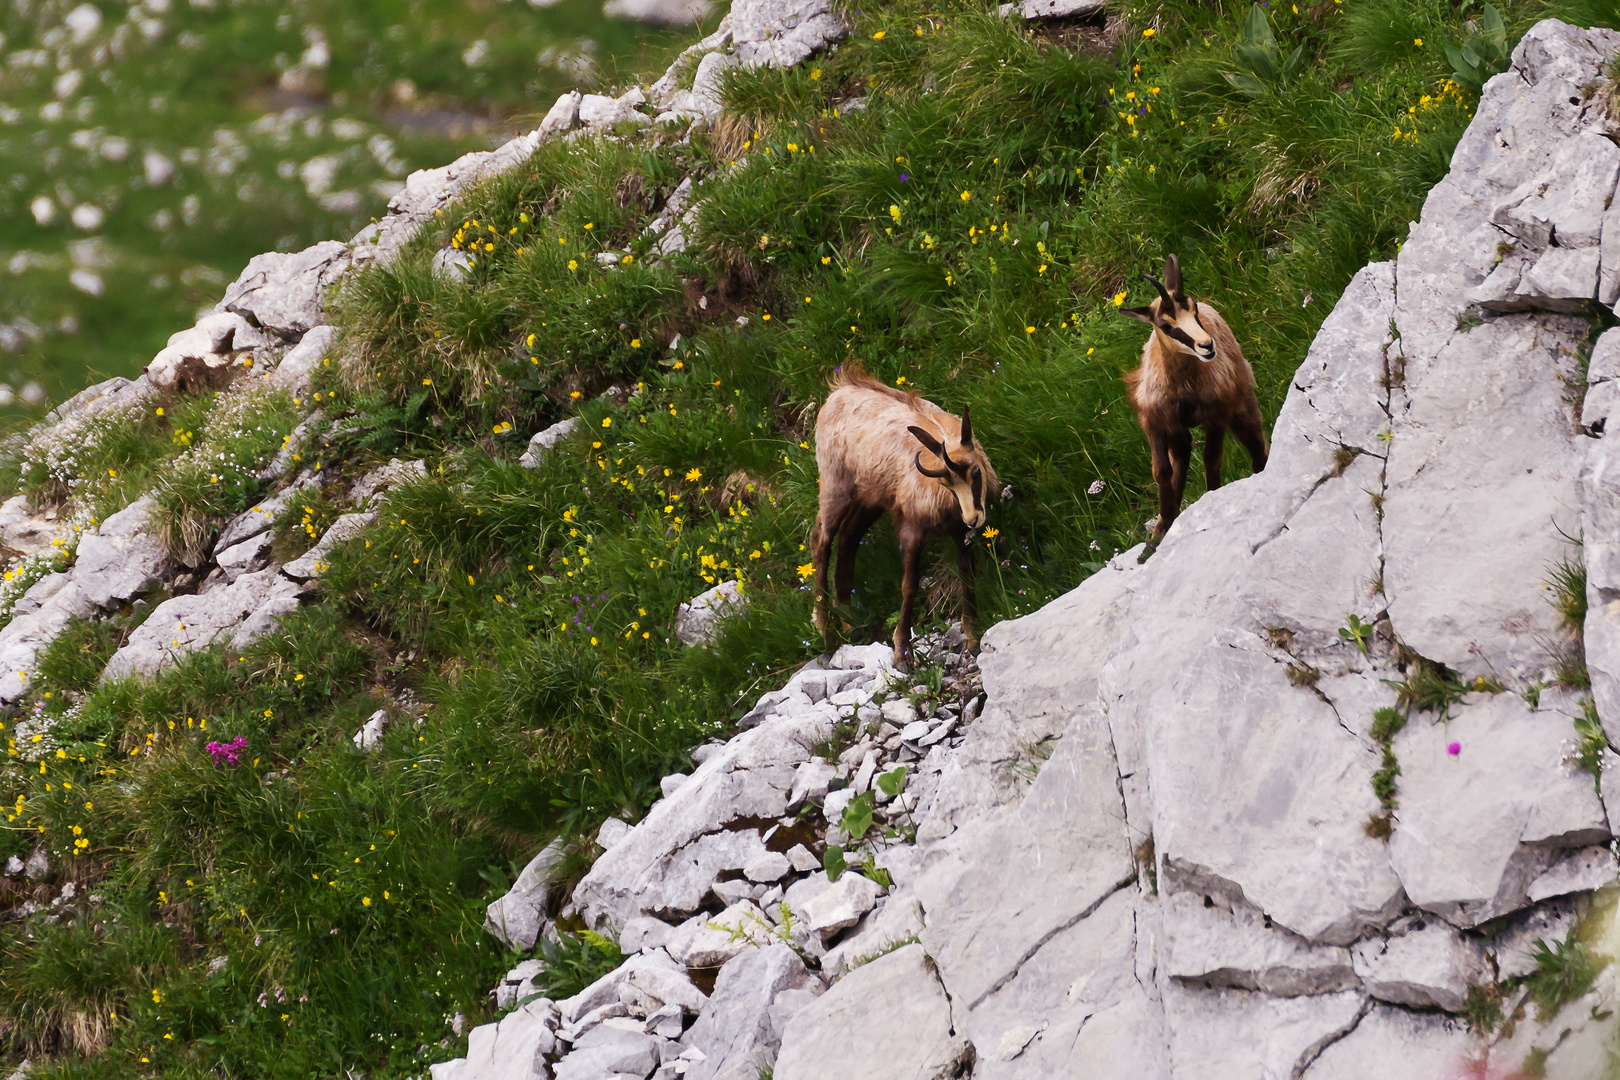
[785,845,820,873]
[743,851,792,883]
[620,916,675,954]
[25,849,49,879]
[879,698,917,726]
[798,873,883,937]
[899,720,931,743]
[673,581,746,647]
[598,817,632,850]
[661,773,690,798]
[519,417,579,467]
[352,709,388,752]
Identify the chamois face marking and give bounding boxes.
[1121,254,1218,362]
[908,410,986,531]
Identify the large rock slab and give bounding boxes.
[1348,920,1487,1013]
[773,945,970,1080]
[101,568,304,681]
[916,707,1135,1009]
[281,512,375,580]
[1299,1005,1475,1079]
[485,839,567,950]
[1163,984,1368,1080]
[73,496,170,609]
[1162,892,1357,997]
[0,577,95,703]
[1388,693,1608,926]
[1146,638,1402,946]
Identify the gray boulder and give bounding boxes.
[281,512,375,580]
[73,496,170,609]
[219,241,351,338]
[673,580,746,647]
[269,324,338,393]
[731,0,846,69]
[1348,921,1487,1013]
[485,839,569,950]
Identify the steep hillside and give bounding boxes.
[2,0,1617,1077]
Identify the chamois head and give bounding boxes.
[907,410,988,531]
[1120,254,1217,363]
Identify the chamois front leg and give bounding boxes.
[1168,428,1193,526]
[954,527,978,654]
[1204,423,1227,491]
[835,506,880,611]
[1149,429,1177,537]
[810,516,834,640]
[1232,409,1270,474]
[893,526,923,670]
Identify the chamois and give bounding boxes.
[1120,254,1268,536]
[809,366,999,667]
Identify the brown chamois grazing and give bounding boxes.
[1120,254,1268,537]
[810,366,1000,667]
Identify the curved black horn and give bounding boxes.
[1143,273,1175,310]
[914,451,950,479]
[959,406,974,449]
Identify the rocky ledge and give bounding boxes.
[448,20,1620,1080]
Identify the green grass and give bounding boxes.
[1525,928,1609,1020]
[6,0,1619,1075]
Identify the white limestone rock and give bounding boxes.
[1162,892,1357,996]
[552,1024,663,1080]
[73,496,170,609]
[352,709,389,752]
[281,512,374,580]
[0,578,96,703]
[349,458,426,509]
[0,496,72,558]
[538,90,582,136]
[798,872,883,938]
[1012,0,1104,16]
[673,580,746,647]
[101,568,304,681]
[269,324,338,393]
[218,241,351,338]
[485,839,568,950]
[448,998,558,1080]
[773,945,971,1080]
[1163,983,1368,1080]
[663,900,774,968]
[1388,693,1608,927]
[731,0,846,69]
[682,944,822,1080]
[1349,920,1488,1013]
[1299,1004,1474,1079]
[214,530,272,583]
[1528,844,1616,902]
[518,418,579,468]
[146,312,261,391]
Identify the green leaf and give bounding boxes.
[823,845,847,882]
[1481,3,1506,45]
[876,767,908,798]
[1241,3,1276,50]
[1223,70,1268,98]
[840,791,876,842]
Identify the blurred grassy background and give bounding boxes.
[0,0,686,413]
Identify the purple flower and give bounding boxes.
[899,173,909,182]
[1447,741,1461,756]
[1138,106,1147,115]
[205,736,249,767]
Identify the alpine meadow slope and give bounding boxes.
[4,1,1620,1079]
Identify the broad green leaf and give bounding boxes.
[876,766,908,798]
[823,845,847,882]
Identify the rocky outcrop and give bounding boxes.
[445,21,1620,1080]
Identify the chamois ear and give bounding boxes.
[907,425,945,457]
[1119,305,1156,324]
[1164,254,1186,306]
[958,407,974,449]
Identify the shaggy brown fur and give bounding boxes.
[810,366,999,666]
[1121,255,1268,536]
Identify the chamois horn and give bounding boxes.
[1144,273,1175,311]
[914,451,951,479]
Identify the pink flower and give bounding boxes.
[1447,742,1461,756]
[205,735,249,767]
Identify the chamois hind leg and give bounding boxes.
[954,526,978,653]
[1204,423,1227,491]
[892,522,924,670]
[1149,429,1178,537]
[1232,407,1270,474]
[809,513,835,639]
[835,506,882,610]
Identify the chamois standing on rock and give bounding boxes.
[810,366,1000,668]
[1120,254,1268,537]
